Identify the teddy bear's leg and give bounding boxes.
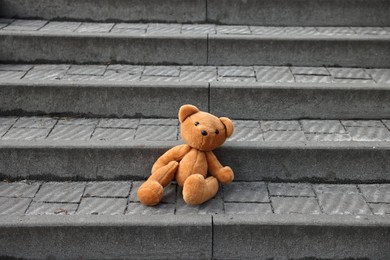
[182,174,219,205]
[137,161,178,206]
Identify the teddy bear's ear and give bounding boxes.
[178,104,200,123]
[220,117,234,138]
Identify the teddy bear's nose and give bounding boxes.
[201,130,208,136]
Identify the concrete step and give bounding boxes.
[0,0,206,23]
[1,116,390,182]
[207,0,390,27]
[0,180,389,259]
[1,0,389,26]
[1,64,390,119]
[1,20,390,67]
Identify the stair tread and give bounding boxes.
[0,180,389,217]
[1,116,390,143]
[1,19,390,38]
[1,63,390,84]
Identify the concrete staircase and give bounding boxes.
[0,0,390,259]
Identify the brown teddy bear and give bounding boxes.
[137,104,234,206]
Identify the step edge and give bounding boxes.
[0,214,212,227]
[1,80,389,90]
[2,28,390,41]
[0,139,389,150]
[0,213,388,228]
[0,79,209,89]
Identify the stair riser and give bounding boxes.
[208,0,390,26]
[1,142,389,182]
[214,215,390,259]
[0,33,207,65]
[1,82,390,119]
[209,36,390,67]
[1,33,390,67]
[218,144,390,183]
[1,0,389,26]
[1,214,389,259]
[0,215,212,259]
[211,85,390,120]
[0,82,209,118]
[0,0,206,23]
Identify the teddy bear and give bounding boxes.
[137,104,234,206]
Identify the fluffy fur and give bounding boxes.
[137,104,234,205]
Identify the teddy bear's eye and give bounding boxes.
[215,129,219,135]
[194,121,200,126]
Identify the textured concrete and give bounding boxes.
[0,64,390,118]
[0,0,206,23]
[2,64,390,84]
[207,0,390,26]
[2,180,389,217]
[1,139,390,182]
[208,34,390,67]
[2,117,390,142]
[0,81,208,118]
[215,141,390,182]
[0,180,389,258]
[0,213,388,259]
[34,182,85,203]
[0,31,207,64]
[0,140,174,180]
[2,20,390,38]
[0,215,212,259]
[1,23,390,66]
[1,0,389,27]
[213,214,390,259]
[1,116,390,181]
[210,82,390,119]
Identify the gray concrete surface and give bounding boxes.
[0,64,390,119]
[3,116,390,143]
[0,0,206,23]
[1,0,389,27]
[208,34,390,67]
[207,0,390,26]
[213,214,390,259]
[0,214,212,259]
[210,82,390,119]
[1,21,390,66]
[215,141,390,182]
[2,64,389,84]
[1,1,390,259]
[0,31,207,64]
[0,140,171,180]
[1,116,390,181]
[0,205,388,259]
[1,138,390,181]
[1,180,389,217]
[0,81,208,118]
[0,180,389,258]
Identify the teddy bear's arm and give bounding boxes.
[152,144,191,173]
[205,151,234,185]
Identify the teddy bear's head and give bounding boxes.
[179,104,234,152]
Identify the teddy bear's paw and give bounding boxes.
[183,174,218,205]
[217,166,234,185]
[137,180,164,206]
